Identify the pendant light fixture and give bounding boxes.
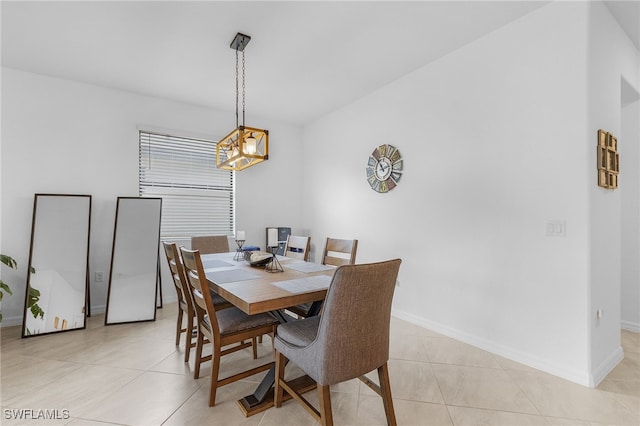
[216,32,269,171]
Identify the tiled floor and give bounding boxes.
[1,304,638,425]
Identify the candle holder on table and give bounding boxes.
[265,245,283,273]
[233,239,245,261]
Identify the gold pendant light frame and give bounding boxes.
[216,32,269,171]
[216,125,269,171]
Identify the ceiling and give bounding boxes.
[604,1,640,51]
[1,1,636,126]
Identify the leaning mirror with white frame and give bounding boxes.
[105,197,162,325]
[22,194,91,337]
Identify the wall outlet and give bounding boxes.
[545,220,566,237]
[95,271,104,282]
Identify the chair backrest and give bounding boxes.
[179,248,221,335]
[162,241,192,311]
[191,235,230,254]
[322,238,358,266]
[314,259,401,385]
[283,235,311,261]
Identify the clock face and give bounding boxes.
[366,144,403,193]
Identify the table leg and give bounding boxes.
[238,366,276,410]
[236,368,316,416]
[307,300,323,317]
[236,306,321,416]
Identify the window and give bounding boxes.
[139,130,234,240]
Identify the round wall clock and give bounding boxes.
[366,144,403,193]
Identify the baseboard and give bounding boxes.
[0,299,177,328]
[157,295,178,307]
[89,297,177,316]
[0,315,23,328]
[589,345,623,387]
[90,305,106,315]
[391,308,592,387]
[621,320,640,333]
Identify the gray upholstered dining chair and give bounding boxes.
[274,259,401,426]
[180,247,279,407]
[191,235,230,254]
[162,242,233,363]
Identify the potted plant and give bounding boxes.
[0,254,43,322]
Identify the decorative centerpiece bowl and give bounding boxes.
[247,251,272,266]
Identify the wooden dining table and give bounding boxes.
[202,251,336,416]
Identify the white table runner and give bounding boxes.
[271,275,332,293]
[205,269,261,284]
[285,262,335,273]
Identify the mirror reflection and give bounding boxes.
[22,194,91,337]
[105,197,162,324]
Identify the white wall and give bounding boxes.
[621,99,640,332]
[2,0,637,390]
[1,68,304,324]
[303,2,602,385]
[587,0,640,385]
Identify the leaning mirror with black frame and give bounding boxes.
[105,197,162,325]
[22,194,91,337]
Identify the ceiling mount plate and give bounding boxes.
[230,32,251,52]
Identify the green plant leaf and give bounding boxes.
[27,287,44,319]
[0,255,17,269]
[0,254,22,323]
[0,281,13,296]
[30,304,44,320]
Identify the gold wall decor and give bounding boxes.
[597,129,619,190]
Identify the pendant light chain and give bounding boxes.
[235,49,239,129]
[242,50,246,126]
[216,32,268,171]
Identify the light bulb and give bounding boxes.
[244,134,257,154]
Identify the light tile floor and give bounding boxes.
[1,304,638,425]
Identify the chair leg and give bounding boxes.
[208,344,221,407]
[193,326,205,379]
[184,313,194,363]
[175,308,183,346]
[252,337,258,359]
[274,350,286,407]
[318,384,333,426]
[377,363,397,426]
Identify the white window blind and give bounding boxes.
[139,131,234,240]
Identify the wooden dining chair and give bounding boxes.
[322,237,358,266]
[288,237,358,318]
[180,247,279,407]
[283,235,311,261]
[274,259,401,426]
[191,235,230,254]
[162,242,233,363]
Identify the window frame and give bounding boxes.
[138,129,236,241]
